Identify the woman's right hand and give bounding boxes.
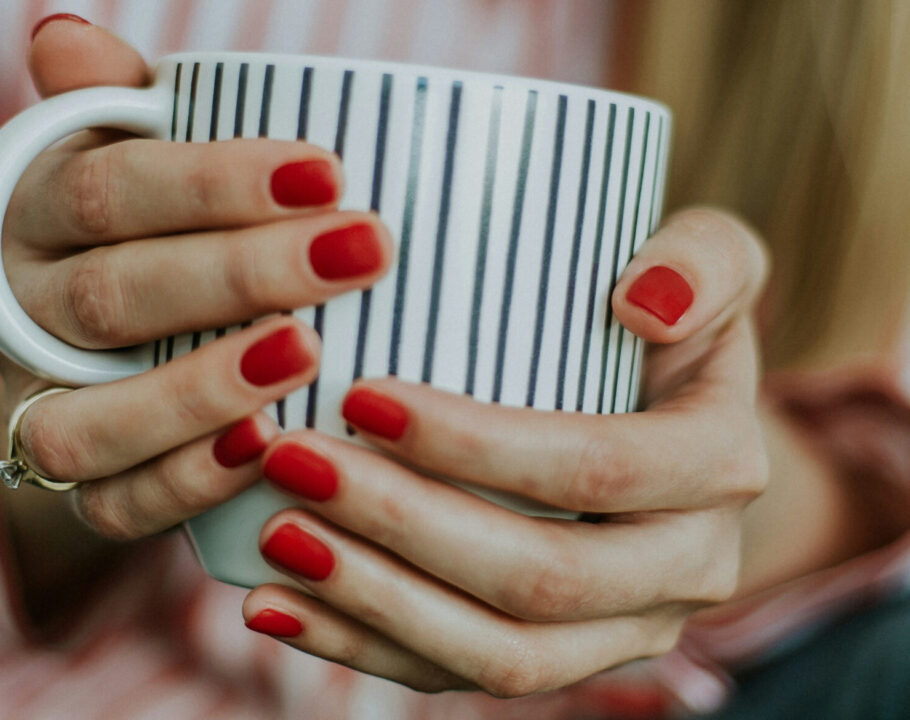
[1,16,392,543]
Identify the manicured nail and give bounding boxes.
[270,159,337,207]
[309,224,382,281]
[240,326,312,386]
[626,266,694,325]
[262,523,334,581]
[31,13,91,41]
[341,388,408,440]
[213,417,268,468]
[264,443,338,501]
[245,608,303,638]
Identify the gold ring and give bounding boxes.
[1,387,77,492]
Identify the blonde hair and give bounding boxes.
[625,0,910,369]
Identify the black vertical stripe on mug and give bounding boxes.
[256,64,280,422]
[625,114,663,414]
[306,69,355,429]
[258,65,275,137]
[596,109,635,415]
[525,94,568,407]
[464,84,503,396]
[234,63,249,138]
[555,99,596,410]
[209,63,223,141]
[388,76,429,376]
[576,103,616,411]
[170,63,182,142]
[352,74,392,383]
[297,67,313,140]
[165,335,175,362]
[187,64,203,351]
[210,64,228,341]
[159,63,182,369]
[648,116,666,233]
[185,63,200,142]
[421,81,463,383]
[492,89,538,403]
[611,113,651,415]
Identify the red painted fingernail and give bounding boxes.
[270,159,338,207]
[241,326,312,386]
[341,388,408,440]
[626,266,694,326]
[262,523,334,581]
[264,443,338,501]
[31,13,91,41]
[309,224,383,281]
[213,417,268,468]
[245,608,303,638]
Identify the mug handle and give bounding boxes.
[0,84,172,385]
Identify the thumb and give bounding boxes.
[612,208,768,345]
[28,14,150,98]
[612,208,769,406]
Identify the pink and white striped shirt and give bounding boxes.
[2,2,910,718]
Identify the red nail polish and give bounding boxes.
[270,160,337,207]
[31,13,91,41]
[241,326,312,387]
[264,443,338,501]
[262,523,334,581]
[341,388,408,440]
[309,224,382,281]
[245,608,303,638]
[626,266,694,326]
[213,417,268,468]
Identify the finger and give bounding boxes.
[261,434,741,622]
[8,138,343,251]
[243,584,469,693]
[16,317,318,481]
[258,512,684,697]
[29,15,150,97]
[336,379,766,513]
[612,208,769,344]
[74,413,279,540]
[14,212,391,349]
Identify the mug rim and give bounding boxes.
[157,51,671,118]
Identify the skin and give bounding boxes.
[1,19,880,694]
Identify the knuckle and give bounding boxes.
[19,403,90,481]
[75,483,141,541]
[185,160,228,218]
[647,615,687,657]
[498,546,586,621]
[332,632,369,669]
[153,450,223,517]
[564,433,630,510]
[688,519,742,604]
[696,555,741,604]
[476,639,547,698]
[224,235,289,312]
[720,412,770,500]
[64,255,131,348]
[64,149,118,236]
[168,373,228,428]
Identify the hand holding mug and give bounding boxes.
[1,19,391,542]
[243,208,770,695]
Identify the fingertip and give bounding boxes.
[28,17,150,97]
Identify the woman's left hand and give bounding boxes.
[242,208,770,695]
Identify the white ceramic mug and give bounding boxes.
[0,52,670,588]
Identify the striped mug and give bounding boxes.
[0,52,670,587]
